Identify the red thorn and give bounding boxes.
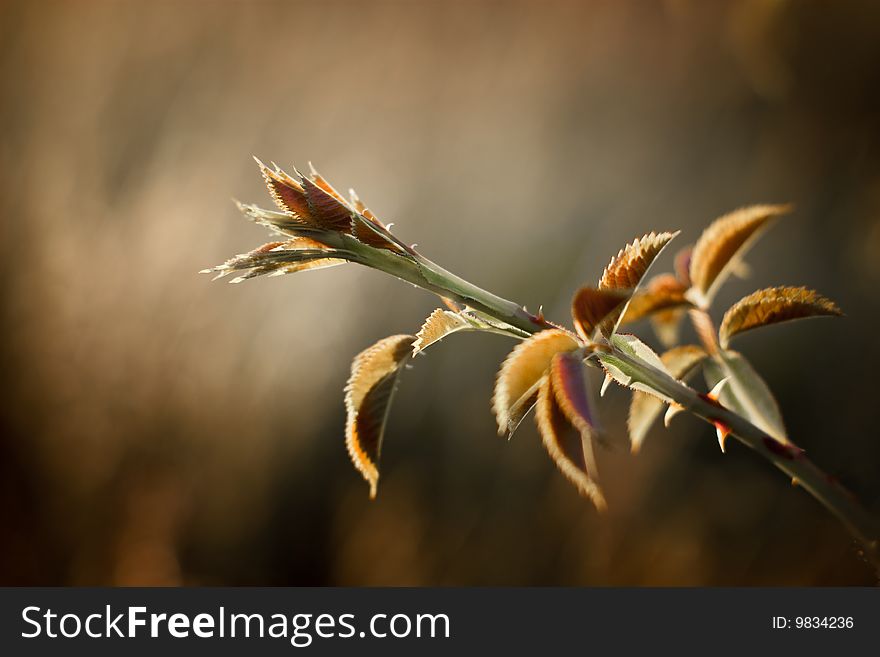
[714,421,731,452]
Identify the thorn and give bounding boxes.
[600,373,612,397]
[252,155,266,169]
[536,305,545,321]
[791,477,800,487]
[308,161,318,176]
[385,223,395,230]
[410,243,418,249]
[198,268,213,274]
[715,422,731,452]
[664,402,684,427]
[707,377,729,402]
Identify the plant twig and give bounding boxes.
[386,247,880,569]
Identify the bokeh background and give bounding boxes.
[2,0,879,586]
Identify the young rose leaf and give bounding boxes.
[234,201,333,241]
[550,351,602,438]
[619,273,691,325]
[703,349,790,445]
[688,204,792,305]
[351,212,409,253]
[599,231,679,291]
[300,174,357,233]
[412,309,483,355]
[598,231,679,334]
[596,334,675,402]
[255,158,315,221]
[492,329,579,438]
[345,334,416,499]
[689,308,720,356]
[202,237,349,282]
[674,245,693,287]
[650,308,686,349]
[536,358,606,510]
[628,345,707,452]
[571,287,628,341]
[718,286,843,348]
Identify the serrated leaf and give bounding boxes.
[571,287,628,341]
[703,349,790,445]
[255,158,315,221]
[628,345,707,452]
[719,286,843,348]
[202,237,348,282]
[536,360,606,510]
[599,232,679,291]
[345,334,415,498]
[688,204,792,304]
[596,334,675,402]
[597,231,678,334]
[412,309,480,355]
[619,273,691,325]
[300,174,356,233]
[492,329,579,437]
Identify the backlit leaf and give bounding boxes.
[673,246,693,287]
[345,334,415,498]
[413,309,480,355]
[536,360,606,510]
[650,308,686,349]
[301,174,357,233]
[628,345,707,452]
[719,286,843,348]
[688,204,792,304]
[492,329,579,437]
[619,273,690,325]
[201,237,348,282]
[598,231,678,334]
[599,232,679,291]
[571,287,628,340]
[703,349,790,445]
[255,158,315,221]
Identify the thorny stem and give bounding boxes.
[355,240,880,569]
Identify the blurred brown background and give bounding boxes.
[1,0,879,586]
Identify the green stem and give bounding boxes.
[352,239,880,568]
[609,347,880,569]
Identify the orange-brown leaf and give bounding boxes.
[202,237,343,282]
[674,245,693,287]
[351,213,407,252]
[412,309,476,355]
[345,334,415,499]
[719,286,843,348]
[688,204,792,303]
[536,365,605,510]
[620,273,690,325]
[599,231,678,291]
[301,175,356,233]
[492,329,579,437]
[650,307,686,348]
[597,231,678,334]
[255,159,314,221]
[550,351,601,437]
[571,287,628,341]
